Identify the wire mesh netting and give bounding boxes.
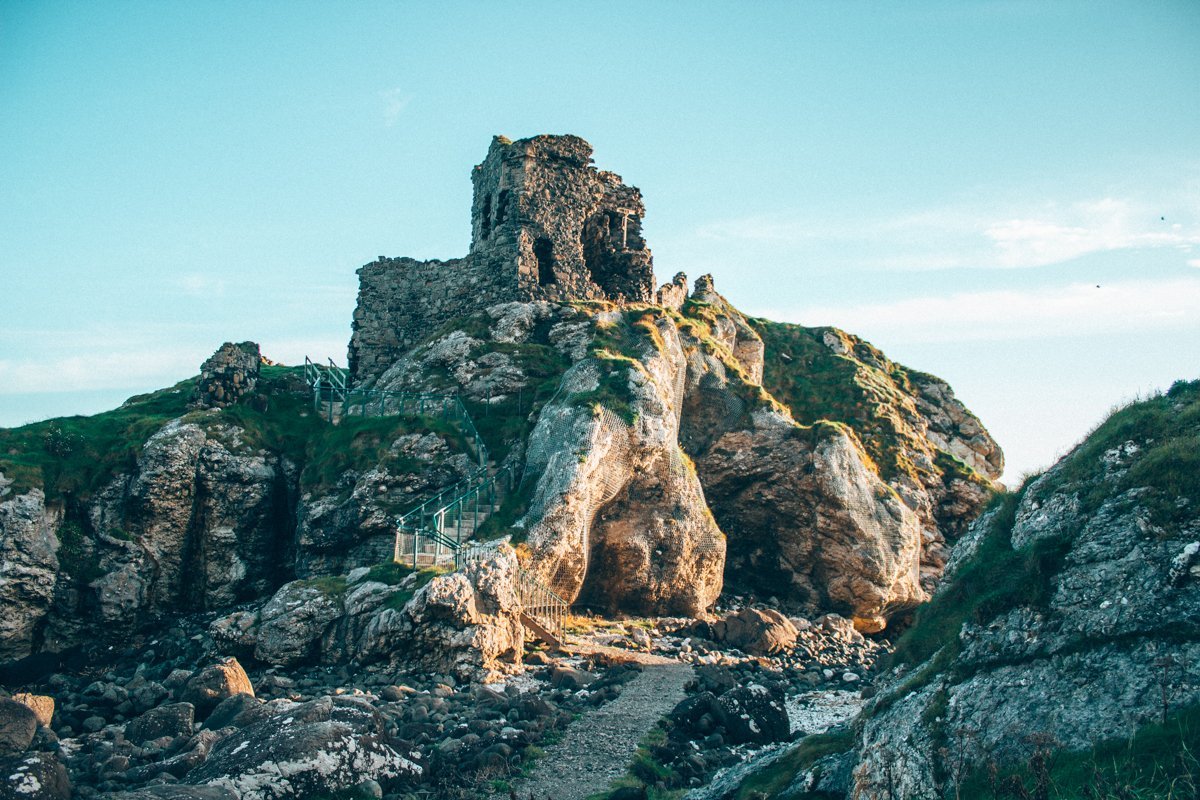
[667,444,726,557]
[520,361,591,487]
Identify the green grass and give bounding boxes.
[1031,378,1200,529]
[957,704,1200,799]
[570,363,640,426]
[862,485,1077,720]
[296,563,447,611]
[363,561,415,585]
[730,728,856,800]
[884,485,1071,674]
[0,378,198,499]
[463,340,571,462]
[296,574,349,597]
[587,724,685,800]
[298,412,468,496]
[748,318,993,493]
[473,477,533,542]
[574,309,670,426]
[380,566,447,611]
[0,362,485,598]
[883,381,1200,675]
[56,519,106,583]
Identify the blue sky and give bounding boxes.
[1,1,1198,482]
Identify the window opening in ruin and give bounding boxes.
[494,190,509,226]
[534,237,556,286]
[582,210,629,296]
[480,195,492,240]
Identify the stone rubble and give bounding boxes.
[192,343,261,410]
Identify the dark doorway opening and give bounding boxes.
[480,195,492,240]
[534,238,556,286]
[582,211,627,296]
[495,190,510,226]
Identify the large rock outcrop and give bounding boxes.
[76,421,295,635]
[678,284,927,628]
[210,545,526,680]
[751,318,1002,598]
[360,276,997,627]
[0,415,298,661]
[848,380,1200,798]
[389,546,526,680]
[186,695,420,799]
[0,486,60,661]
[520,312,726,616]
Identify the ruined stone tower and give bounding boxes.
[348,135,656,381]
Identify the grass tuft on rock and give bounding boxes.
[749,318,993,492]
[728,727,856,800]
[1031,378,1200,530]
[957,703,1200,799]
[0,378,199,499]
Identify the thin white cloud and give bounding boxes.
[178,273,227,296]
[0,349,209,394]
[695,194,1200,271]
[984,198,1193,268]
[0,336,349,396]
[1189,259,1200,268]
[379,88,411,127]
[761,277,1200,344]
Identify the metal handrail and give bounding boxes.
[516,566,567,640]
[302,362,488,469]
[397,526,569,640]
[396,467,490,524]
[300,358,567,633]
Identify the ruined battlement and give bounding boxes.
[348,135,657,381]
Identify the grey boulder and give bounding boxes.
[124,702,194,745]
[186,696,420,799]
[0,752,70,800]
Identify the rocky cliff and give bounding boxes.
[358,274,1000,630]
[0,276,1001,664]
[0,367,479,663]
[719,378,1200,799]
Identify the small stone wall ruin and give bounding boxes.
[192,342,261,409]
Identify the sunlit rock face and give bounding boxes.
[0,135,1005,661]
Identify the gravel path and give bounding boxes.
[514,662,693,800]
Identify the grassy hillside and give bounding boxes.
[750,319,989,489]
[0,364,473,505]
[0,378,199,499]
[1029,378,1200,529]
[959,703,1199,799]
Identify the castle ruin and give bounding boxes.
[349,134,660,380]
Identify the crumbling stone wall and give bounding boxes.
[348,134,657,382]
[192,342,260,409]
[348,257,511,380]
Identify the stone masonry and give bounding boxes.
[191,342,261,409]
[348,135,658,381]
